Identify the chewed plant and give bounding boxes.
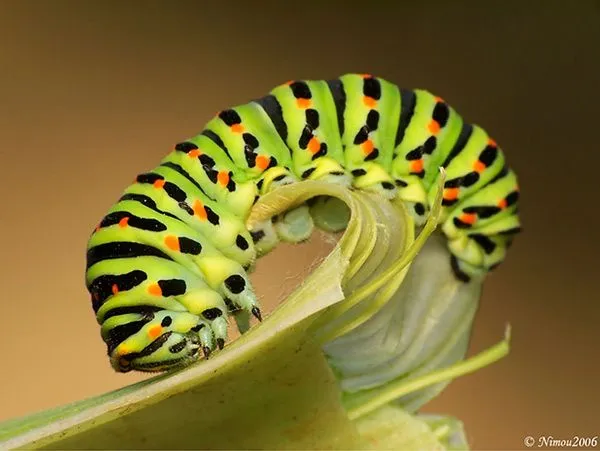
[0,74,519,450]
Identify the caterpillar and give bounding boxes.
[85,73,521,373]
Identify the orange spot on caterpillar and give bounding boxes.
[459,213,477,225]
[95,224,101,232]
[285,80,294,86]
[148,325,162,338]
[153,179,165,189]
[117,345,129,356]
[473,160,486,173]
[363,96,377,108]
[444,187,460,201]
[218,171,230,186]
[308,137,320,154]
[498,198,508,209]
[296,98,311,109]
[148,283,162,296]
[488,138,497,147]
[256,155,270,170]
[188,149,201,158]
[231,124,244,133]
[118,217,129,228]
[111,284,119,295]
[435,96,445,103]
[359,73,373,78]
[193,200,207,220]
[428,120,441,135]
[361,140,375,155]
[410,159,424,173]
[164,235,180,251]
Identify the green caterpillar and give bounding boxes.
[85,73,521,373]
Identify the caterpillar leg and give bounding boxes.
[250,164,354,245]
[249,195,347,251]
[308,196,351,233]
[252,166,316,247]
[247,208,314,256]
[193,254,262,325]
[248,218,280,257]
[273,204,314,243]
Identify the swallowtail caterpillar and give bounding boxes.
[86,74,520,373]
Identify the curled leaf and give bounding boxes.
[0,178,509,450]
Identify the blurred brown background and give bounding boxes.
[0,1,598,449]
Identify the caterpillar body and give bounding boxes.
[86,74,521,373]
